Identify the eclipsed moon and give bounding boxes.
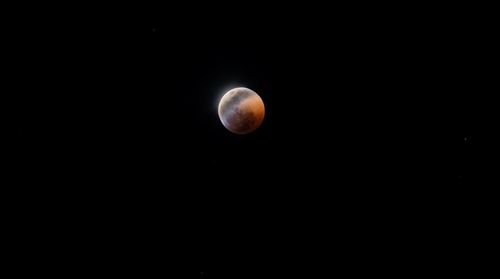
[218,87,265,134]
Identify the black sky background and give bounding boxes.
[15,13,475,178]
[10,6,482,265]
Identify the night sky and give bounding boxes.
[11,7,480,266]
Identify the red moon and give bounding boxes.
[218,87,265,134]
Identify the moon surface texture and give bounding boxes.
[218,87,265,134]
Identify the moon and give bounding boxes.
[218,87,265,134]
